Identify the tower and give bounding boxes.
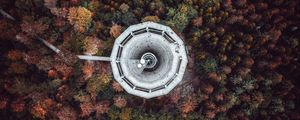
[110,22,188,98]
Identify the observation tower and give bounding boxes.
[110,22,188,98]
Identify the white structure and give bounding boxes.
[38,22,188,99]
[110,22,188,98]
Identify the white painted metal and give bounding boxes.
[111,22,188,99]
[0,9,16,21]
[77,55,111,61]
[38,37,61,53]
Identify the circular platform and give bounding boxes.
[110,22,188,98]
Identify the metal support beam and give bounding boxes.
[38,37,111,62]
[77,55,111,61]
[0,9,16,21]
[37,37,61,53]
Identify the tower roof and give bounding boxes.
[110,22,188,99]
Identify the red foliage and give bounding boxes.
[222,66,232,74]
[80,102,94,117]
[0,96,8,110]
[256,2,268,10]
[56,106,77,120]
[23,51,42,64]
[224,0,232,7]
[54,63,73,80]
[20,21,48,37]
[268,61,280,70]
[112,81,124,92]
[244,57,254,67]
[94,100,110,115]
[238,67,251,77]
[227,15,243,24]
[55,17,68,28]
[55,49,78,66]
[95,62,111,75]
[9,63,27,74]
[249,13,262,22]
[205,110,216,119]
[15,33,32,46]
[95,100,110,118]
[169,88,181,104]
[208,72,222,82]
[215,93,224,101]
[170,88,181,104]
[70,0,80,5]
[240,94,251,102]
[200,83,214,95]
[192,17,203,27]
[11,99,25,112]
[205,101,216,110]
[56,85,75,101]
[269,29,282,41]
[51,8,69,18]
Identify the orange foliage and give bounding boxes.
[119,3,129,13]
[82,61,94,80]
[201,83,214,94]
[83,36,101,55]
[181,96,197,117]
[31,102,47,119]
[120,108,132,120]
[7,50,23,61]
[67,7,92,33]
[110,23,122,38]
[141,16,160,22]
[48,69,58,78]
[208,72,222,82]
[114,96,127,108]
